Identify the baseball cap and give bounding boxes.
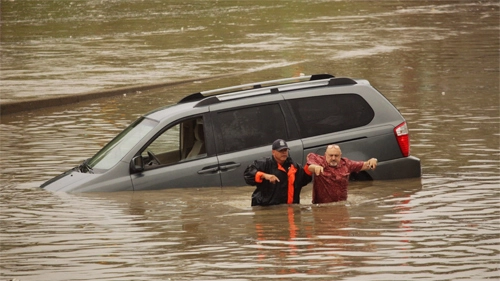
[272,139,289,151]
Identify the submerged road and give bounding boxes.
[0,74,232,116]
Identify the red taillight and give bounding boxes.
[394,122,410,157]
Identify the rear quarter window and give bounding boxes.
[287,93,374,138]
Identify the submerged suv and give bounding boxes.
[41,74,421,192]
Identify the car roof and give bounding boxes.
[144,102,200,122]
[145,74,371,121]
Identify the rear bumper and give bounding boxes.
[368,156,421,180]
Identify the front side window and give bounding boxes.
[216,104,287,153]
[140,117,206,169]
[287,94,374,138]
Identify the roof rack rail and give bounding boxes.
[178,73,334,104]
[328,77,357,86]
[190,76,358,107]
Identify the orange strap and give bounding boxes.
[278,164,297,204]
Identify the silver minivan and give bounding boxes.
[41,74,421,192]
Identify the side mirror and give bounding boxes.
[131,156,144,173]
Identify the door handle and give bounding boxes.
[219,162,241,171]
[197,166,219,174]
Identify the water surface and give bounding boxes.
[1,1,499,280]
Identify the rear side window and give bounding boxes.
[287,93,374,138]
[216,104,287,153]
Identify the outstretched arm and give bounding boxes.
[259,172,280,183]
[308,164,324,176]
[244,161,280,185]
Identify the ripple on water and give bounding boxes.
[1,1,499,280]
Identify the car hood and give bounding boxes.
[41,169,103,192]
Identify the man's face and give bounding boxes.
[325,146,342,167]
[272,149,289,164]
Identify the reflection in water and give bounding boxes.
[2,177,499,280]
[1,1,499,280]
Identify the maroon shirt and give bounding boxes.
[307,153,364,204]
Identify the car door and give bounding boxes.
[209,100,302,187]
[131,115,222,190]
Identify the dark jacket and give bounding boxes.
[244,156,312,206]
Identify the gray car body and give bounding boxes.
[41,75,421,193]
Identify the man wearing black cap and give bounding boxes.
[244,139,313,206]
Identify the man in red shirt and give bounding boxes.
[307,144,378,204]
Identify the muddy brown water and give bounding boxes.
[1,1,499,280]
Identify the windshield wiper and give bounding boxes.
[79,159,94,174]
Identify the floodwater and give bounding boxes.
[1,1,499,280]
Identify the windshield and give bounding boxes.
[87,117,158,170]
